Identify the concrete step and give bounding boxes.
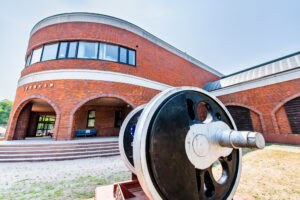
[0,149,119,159]
[0,139,120,162]
[0,146,118,154]
[0,143,118,151]
[0,152,120,162]
[0,141,118,148]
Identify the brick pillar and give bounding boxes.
[55,111,71,140]
[27,112,39,137]
[13,103,32,140]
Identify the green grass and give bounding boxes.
[0,171,131,200]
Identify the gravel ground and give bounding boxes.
[0,156,131,200]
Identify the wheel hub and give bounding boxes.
[185,121,233,169]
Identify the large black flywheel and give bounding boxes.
[133,87,243,200]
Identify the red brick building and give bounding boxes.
[204,52,300,145]
[5,13,221,141]
[5,13,299,145]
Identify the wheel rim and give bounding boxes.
[119,104,146,174]
[133,87,242,200]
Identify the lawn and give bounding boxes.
[0,156,131,200]
[0,144,299,200]
[236,145,300,200]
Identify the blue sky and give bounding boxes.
[0,0,299,101]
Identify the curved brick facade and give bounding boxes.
[6,13,220,140]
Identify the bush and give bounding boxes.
[0,100,13,124]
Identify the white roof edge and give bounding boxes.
[29,12,223,77]
[210,67,300,96]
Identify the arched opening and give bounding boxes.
[226,106,255,131]
[283,96,300,134]
[71,97,133,138]
[13,99,57,140]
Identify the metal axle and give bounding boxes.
[219,130,265,149]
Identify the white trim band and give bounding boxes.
[18,69,172,91]
[30,12,223,77]
[211,68,300,96]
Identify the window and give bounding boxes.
[36,115,56,136]
[26,40,136,67]
[87,110,96,128]
[128,50,136,65]
[31,47,42,64]
[68,41,78,58]
[25,53,32,67]
[284,97,300,134]
[58,42,68,58]
[41,43,59,61]
[99,43,118,62]
[114,111,122,128]
[119,47,127,63]
[77,41,98,59]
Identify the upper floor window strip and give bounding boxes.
[25,40,136,67]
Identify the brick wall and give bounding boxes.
[22,22,220,87]
[73,105,131,137]
[218,79,300,145]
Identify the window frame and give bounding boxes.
[128,49,136,66]
[57,41,69,59]
[67,41,79,59]
[25,40,136,67]
[25,52,33,67]
[41,42,59,62]
[87,110,96,128]
[30,46,43,65]
[77,41,99,60]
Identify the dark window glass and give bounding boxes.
[77,41,98,59]
[31,47,42,64]
[114,111,122,128]
[68,42,78,58]
[41,43,58,61]
[99,43,118,62]
[128,50,136,65]
[119,47,127,63]
[58,42,68,58]
[87,110,96,128]
[25,53,32,67]
[284,97,300,134]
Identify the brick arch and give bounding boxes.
[67,93,136,139]
[271,92,300,135]
[224,103,267,134]
[5,94,61,140]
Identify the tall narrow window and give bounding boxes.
[31,47,42,64]
[128,50,136,66]
[99,43,118,62]
[41,43,59,61]
[114,110,122,128]
[25,53,32,67]
[87,110,96,128]
[77,41,98,59]
[68,41,78,58]
[119,47,127,63]
[58,42,68,58]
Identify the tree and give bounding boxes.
[0,100,13,124]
